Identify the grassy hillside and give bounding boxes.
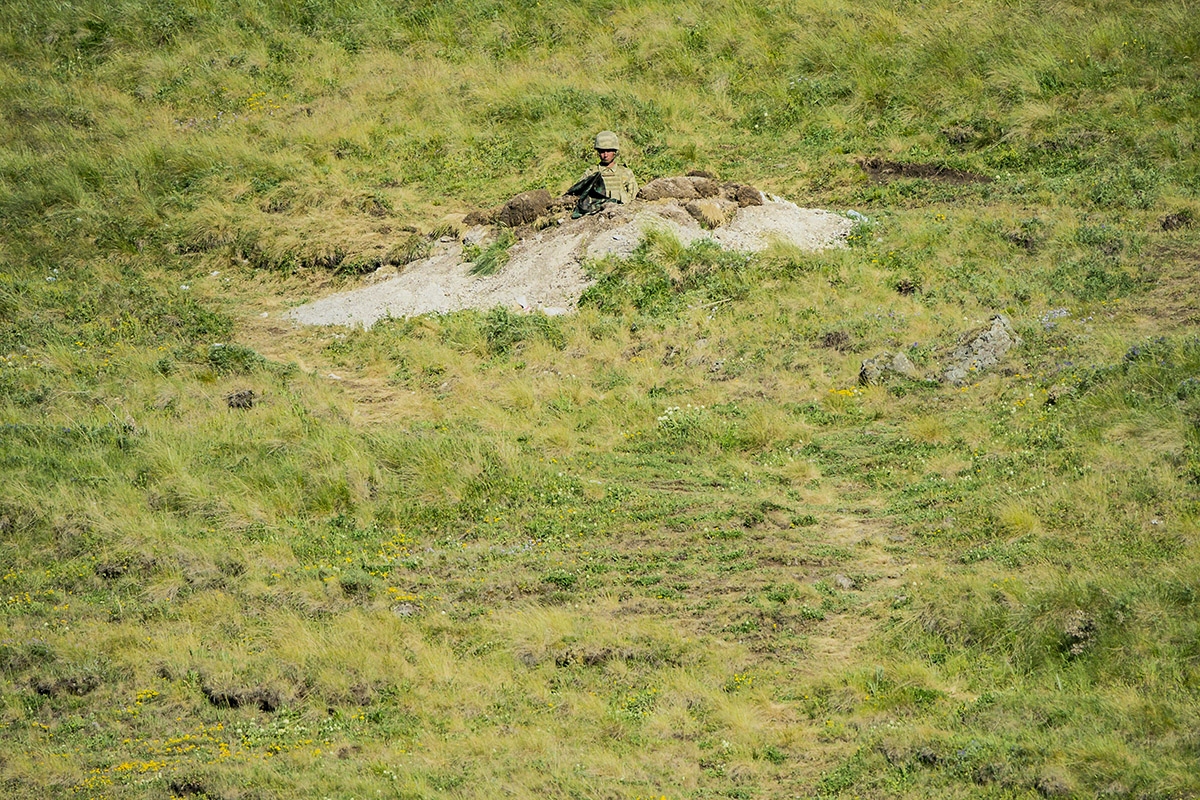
[2,1,1199,797]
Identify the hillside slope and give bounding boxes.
[2,1,1199,798]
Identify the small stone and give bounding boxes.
[1063,609,1096,657]
[833,574,856,590]
[860,351,921,385]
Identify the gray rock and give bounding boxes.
[859,351,921,385]
[1039,307,1070,329]
[941,314,1022,386]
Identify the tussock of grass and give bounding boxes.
[466,229,515,277]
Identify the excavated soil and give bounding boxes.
[859,157,992,184]
[287,197,852,328]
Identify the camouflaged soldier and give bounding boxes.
[567,131,638,217]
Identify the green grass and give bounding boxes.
[3,0,1200,797]
[466,229,516,276]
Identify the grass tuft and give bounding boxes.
[466,229,516,276]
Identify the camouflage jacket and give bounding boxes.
[579,164,638,204]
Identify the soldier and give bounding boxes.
[567,131,638,218]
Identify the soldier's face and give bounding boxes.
[596,149,617,166]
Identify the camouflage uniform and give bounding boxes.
[578,163,638,205]
[568,132,638,217]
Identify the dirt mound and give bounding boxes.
[638,176,720,201]
[636,176,765,208]
[286,196,851,328]
[463,189,570,227]
[731,184,764,207]
[859,157,992,184]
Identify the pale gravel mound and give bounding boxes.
[287,198,851,328]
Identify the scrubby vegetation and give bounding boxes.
[2,0,1199,797]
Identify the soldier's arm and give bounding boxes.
[566,169,601,197]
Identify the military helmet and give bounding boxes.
[594,130,620,151]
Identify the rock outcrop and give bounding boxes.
[941,314,1022,386]
[859,314,1023,387]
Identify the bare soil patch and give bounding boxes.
[859,157,992,184]
[1138,243,1200,326]
[287,197,851,328]
[1160,210,1193,231]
